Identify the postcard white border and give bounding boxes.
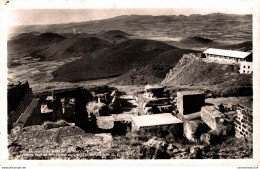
[0,0,259,166]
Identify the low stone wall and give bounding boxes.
[234,105,253,139]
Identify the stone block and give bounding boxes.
[201,106,225,130]
[157,105,173,113]
[146,98,170,106]
[177,91,205,115]
[144,84,164,98]
[183,120,209,142]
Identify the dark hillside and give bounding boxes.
[217,41,252,51]
[51,39,177,82]
[35,36,111,60]
[100,30,131,37]
[111,48,199,85]
[180,36,213,45]
[8,32,66,57]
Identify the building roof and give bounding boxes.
[132,113,183,129]
[203,48,251,59]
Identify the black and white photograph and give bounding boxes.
[0,0,260,166]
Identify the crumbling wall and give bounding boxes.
[24,99,42,127]
[8,89,33,131]
[8,81,30,113]
[234,105,253,139]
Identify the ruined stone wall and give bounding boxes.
[24,99,42,127]
[138,94,172,115]
[8,89,33,131]
[234,105,253,139]
[8,81,30,113]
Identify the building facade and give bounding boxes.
[239,61,253,74]
[203,48,252,63]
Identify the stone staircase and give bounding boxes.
[119,95,139,115]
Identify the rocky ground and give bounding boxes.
[8,120,253,160]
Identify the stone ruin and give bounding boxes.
[234,103,253,139]
[138,84,173,115]
[177,90,253,144]
[135,86,253,144]
[8,81,43,133]
[177,91,205,116]
[201,106,236,136]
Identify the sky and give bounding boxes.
[6,0,253,25]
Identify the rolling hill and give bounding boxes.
[8,32,67,57]
[35,36,111,60]
[51,39,178,82]
[180,36,214,45]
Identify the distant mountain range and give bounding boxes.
[9,13,252,44]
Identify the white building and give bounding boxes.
[239,61,253,74]
[203,48,252,63]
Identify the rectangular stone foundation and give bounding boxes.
[177,91,205,116]
[131,113,183,131]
